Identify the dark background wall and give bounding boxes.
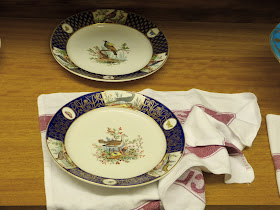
[0,0,279,23]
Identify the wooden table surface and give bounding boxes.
[1,5,280,209]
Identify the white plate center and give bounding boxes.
[65,107,167,179]
[66,23,153,75]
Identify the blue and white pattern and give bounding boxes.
[46,91,184,187]
[50,9,169,82]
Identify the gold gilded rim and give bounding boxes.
[45,90,185,188]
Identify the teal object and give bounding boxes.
[270,23,280,62]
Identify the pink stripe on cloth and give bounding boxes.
[134,200,161,210]
[184,142,243,159]
[185,145,224,158]
[272,154,280,172]
[39,114,54,132]
[173,106,241,160]
[172,105,236,126]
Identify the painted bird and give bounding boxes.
[115,92,135,103]
[98,134,127,153]
[104,40,117,56]
[100,10,118,23]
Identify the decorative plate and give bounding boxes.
[270,23,280,62]
[50,9,169,82]
[46,90,185,188]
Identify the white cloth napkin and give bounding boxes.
[38,88,261,210]
[266,114,280,196]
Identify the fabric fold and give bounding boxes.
[266,114,280,196]
[184,106,226,147]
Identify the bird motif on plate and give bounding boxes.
[114,92,135,103]
[98,134,127,154]
[104,40,118,56]
[106,92,136,108]
[100,10,118,23]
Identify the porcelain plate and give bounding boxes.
[50,9,169,82]
[46,90,185,188]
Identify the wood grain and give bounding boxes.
[0,13,280,207]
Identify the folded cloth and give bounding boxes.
[266,114,280,196]
[38,88,261,210]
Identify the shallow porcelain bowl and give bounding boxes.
[50,9,169,82]
[46,90,185,188]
